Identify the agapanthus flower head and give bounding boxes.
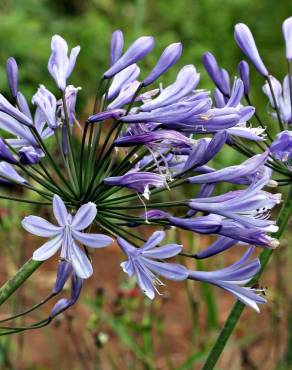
[6,57,18,98]
[104,36,155,78]
[48,35,80,90]
[118,231,188,299]
[283,17,292,61]
[234,23,268,77]
[22,195,113,279]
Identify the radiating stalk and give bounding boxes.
[201,183,292,370]
[0,260,43,306]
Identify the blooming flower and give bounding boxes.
[22,195,113,278]
[118,231,188,299]
[48,35,80,90]
[188,247,266,312]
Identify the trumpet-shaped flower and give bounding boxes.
[188,247,266,312]
[22,195,113,279]
[48,35,80,90]
[118,231,188,299]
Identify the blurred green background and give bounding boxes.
[0,1,292,369]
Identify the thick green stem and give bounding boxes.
[0,260,43,306]
[201,183,292,370]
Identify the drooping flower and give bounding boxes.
[48,35,80,90]
[22,195,113,279]
[283,17,292,61]
[188,247,266,312]
[142,42,183,86]
[234,23,268,77]
[188,151,269,184]
[104,171,166,199]
[104,36,155,78]
[6,57,18,98]
[118,231,188,299]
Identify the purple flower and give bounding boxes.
[108,81,141,110]
[16,92,32,121]
[225,78,244,108]
[238,61,250,95]
[115,129,194,149]
[104,36,155,78]
[188,247,266,312]
[88,109,125,123]
[104,171,166,199]
[32,85,58,129]
[142,42,183,86]
[48,35,80,90]
[22,195,113,279]
[19,146,42,165]
[60,85,81,126]
[0,138,17,164]
[202,52,230,96]
[6,57,18,98]
[263,76,292,125]
[52,260,73,294]
[0,162,25,183]
[0,94,32,127]
[181,131,227,172]
[110,30,124,66]
[140,65,200,111]
[189,177,281,231]
[50,272,83,318]
[234,23,268,77]
[188,151,269,184]
[270,130,292,164]
[108,64,140,100]
[169,214,279,248]
[118,231,188,299]
[283,17,292,61]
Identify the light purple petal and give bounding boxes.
[142,244,182,259]
[142,259,188,281]
[22,215,62,237]
[72,230,113,248]
[53,195,68,226]
[32,234,63,261]
[71,241,93,279]
[71,202,97,230]
[143,230,165,250]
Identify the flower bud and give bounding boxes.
[6,57,18,98]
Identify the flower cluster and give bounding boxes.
[1,18,292,331]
